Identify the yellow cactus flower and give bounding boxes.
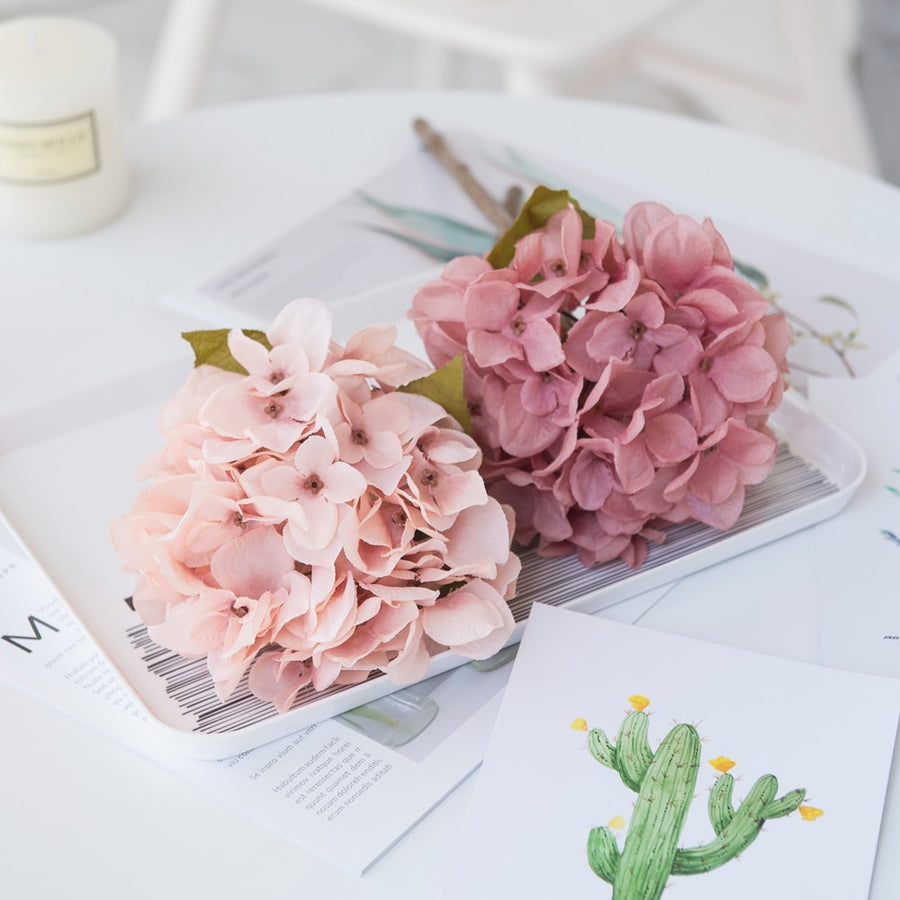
[709,756,736,773]
[608,815,626,830]
[571,717,588,731]
[628,695,650,711]
[799,806,824,821]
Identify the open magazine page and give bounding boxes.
[0,513,505,874]
[162,129,900,386]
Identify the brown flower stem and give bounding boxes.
[785,360,839,379]
[503,184,525,219]
[412,117,513,232]
[771,300,857,378]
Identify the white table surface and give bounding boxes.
[1,90,899,899]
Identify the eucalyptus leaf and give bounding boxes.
[358,191,497,254]
[399,353,471,433]
[733,258,770,291]
[182,328,271,374]
[362,225,478,263]
[818,294,859,320]
[487,185,595,269]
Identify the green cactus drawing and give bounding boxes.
[583,704,806,900]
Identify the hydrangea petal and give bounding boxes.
[422,579,513,659]
[210,527,294,598]
[644,413,698,464]
[710,344,778,402]
[644,214,714,294]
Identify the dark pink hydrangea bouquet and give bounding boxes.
[409,188,791,568]
[113,299,520,711]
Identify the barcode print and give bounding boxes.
[508,442,836,621]
[126,623,383,734]
[126,441,837,735]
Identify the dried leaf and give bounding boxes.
[399,353,471,433]
[487,185,594,269]
[181,328,271,374]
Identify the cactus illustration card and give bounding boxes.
[440,603,900,900]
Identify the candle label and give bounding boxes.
[0,111,99,185]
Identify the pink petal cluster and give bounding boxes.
[112,299,520,711]
[409,201,791,568]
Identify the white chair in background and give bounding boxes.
[140,0,877,172]
[632,0,877,172]
[141,0,694,116]
[140,0,222,122]
[293,0,697,96]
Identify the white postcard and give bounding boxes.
[442,603,900,899]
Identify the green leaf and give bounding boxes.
[818,294,859,320]
[357,191,497,253]
[437,579,469,598]
[733,258,770,291]
[181,328,271,374]
[486,185,595,269]
[398,353,471,433]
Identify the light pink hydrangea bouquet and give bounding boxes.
[112,299,520,711]
[409,188,791,568]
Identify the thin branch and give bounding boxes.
[503,185,524,219]
[412,117,513,232]
[771,300,857,378]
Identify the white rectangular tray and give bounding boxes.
[0,296,865,759]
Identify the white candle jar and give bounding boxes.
[0,16,131,239]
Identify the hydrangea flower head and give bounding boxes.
[410,192,790,568]
[113,299,519,710]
